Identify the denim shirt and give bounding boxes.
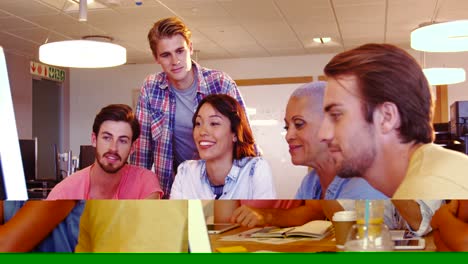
[294,170,388,199]
[170,157,276,199]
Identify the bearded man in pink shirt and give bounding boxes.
[47,104,163,200]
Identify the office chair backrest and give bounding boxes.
[19,138,37,182]
[79,145,96,170]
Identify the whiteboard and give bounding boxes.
[239,84,309,199]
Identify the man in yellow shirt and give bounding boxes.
[75,200,188,252]
[319,43,468,199]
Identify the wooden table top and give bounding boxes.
[209,226,436,253]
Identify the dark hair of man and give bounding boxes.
[192,94,257,160]
[324,43,434,144]
[92,104,140,143]
[148,17,192,59]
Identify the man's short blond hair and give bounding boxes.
[148,17,192,59]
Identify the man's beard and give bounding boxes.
[336,128,376,179]
[337,149,375,179]
[95,151,126,173]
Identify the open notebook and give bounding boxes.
[251,220,333,239]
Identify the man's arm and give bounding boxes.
[431,200,468,251]
[391,200,422,231]
[393,200,443,236]
[0,200,77,252]
[319,200,345,220]
[130,85,154,169]
[457,200,468,222]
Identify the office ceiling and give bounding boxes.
[1,0,467,65]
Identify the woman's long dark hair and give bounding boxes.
[192,94,256,159]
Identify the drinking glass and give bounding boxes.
[343,223,394,252]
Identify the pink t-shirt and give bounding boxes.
[46,164,163,200]
[240,200,303,209]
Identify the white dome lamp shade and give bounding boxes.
[411,20,468,52]
[39,35,126,68]
[423,68,466,85]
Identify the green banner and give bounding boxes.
[0,252,467,262]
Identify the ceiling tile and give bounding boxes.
[0,16,37,31]
[333,0,386,44]
[0,0,466,64]
[245,22,303,50]
[386,0,437,44]
[436,0,468,21]
[219,0,282,24]
[0,0,61,16]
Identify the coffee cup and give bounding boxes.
[332,210,357,249]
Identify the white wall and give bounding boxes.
[69,51,468,198]
[7,51,71,151]
[239,83,310,198]
[69,64,162,155]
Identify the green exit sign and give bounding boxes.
[30,61,65,82]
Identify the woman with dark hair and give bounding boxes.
[170,94,276,199]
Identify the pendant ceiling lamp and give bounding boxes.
[38,0,126,68]
[39,36,126,68]
[411,20,468,52]
[423,68,466,85]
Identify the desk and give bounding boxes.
[27,180,57,200]
[209,226,436,253]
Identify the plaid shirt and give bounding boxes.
[130,61,248,199]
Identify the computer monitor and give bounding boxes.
[0,46,28,200]
[19,138,38,182]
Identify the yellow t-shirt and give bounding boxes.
[394,143,468,199]
[75,200,188,252]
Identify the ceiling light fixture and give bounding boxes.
[423,68,466,85]
[411,20,468,52]
[39,35,127,68]
[313,37,331,44]
[38,0,126,68]
[78,0,87,21]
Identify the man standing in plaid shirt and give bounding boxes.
[130,17,249,199]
